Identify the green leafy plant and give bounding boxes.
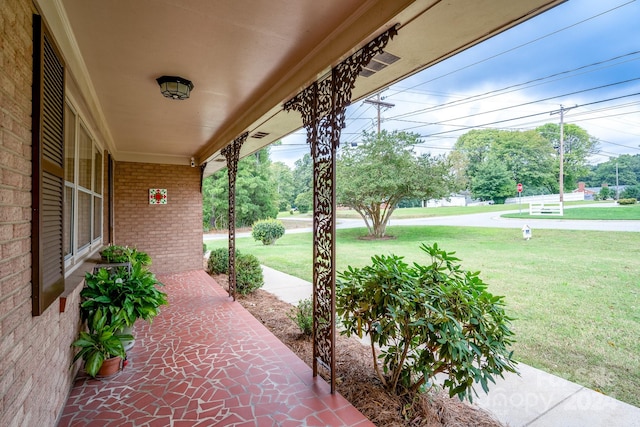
[287,298,313,337]
[251,219,285,245]
[71,308,133,378]
[207,248,230,274]
[100,245,152,266]
[236,253,263,294]
[80,262,168,327]
[336,243,517,402]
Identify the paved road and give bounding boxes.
[204,208,640,241]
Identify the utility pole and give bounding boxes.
[550,105,577,206]
[364,92,394,134]
[616,161,620,200]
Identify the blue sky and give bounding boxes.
[272,0,640,167]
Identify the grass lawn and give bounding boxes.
[502,203,640,220]
[206,225,640,407]
[279,200,601,220]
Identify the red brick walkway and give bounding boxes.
[58,270,372,426]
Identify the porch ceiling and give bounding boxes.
[38,0,564,176]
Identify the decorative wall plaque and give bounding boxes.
[149,188,167,204]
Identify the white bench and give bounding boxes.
[529,202,563,216]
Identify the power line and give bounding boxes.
[387,1,636,97]
[414,92,640,139]
[392,77,640,132]
[387,51,640,121]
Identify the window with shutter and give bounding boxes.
[32,15,65,316]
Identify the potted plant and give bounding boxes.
[71,308,133,377]
[80,263,168,327]
[80,253,168,351]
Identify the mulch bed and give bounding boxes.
[212,273,505,427]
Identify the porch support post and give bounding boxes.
[284,26,397,393]
[221,132,248,300]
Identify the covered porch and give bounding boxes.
[58,270,372,426]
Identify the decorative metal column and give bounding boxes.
[284,26,397,393]
[221,132,248,300]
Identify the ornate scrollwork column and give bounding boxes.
[284,26,397,393]
[221,132,248,300]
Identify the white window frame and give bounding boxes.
[64,100,104,273]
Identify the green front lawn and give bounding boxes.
[207,225,640,407]
[502,203,640,220]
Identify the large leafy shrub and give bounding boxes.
[337,243,517,402]
[251,219,285,245]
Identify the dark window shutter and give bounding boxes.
[32,15,65,316]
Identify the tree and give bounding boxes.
[202,148,278,230]
[536,123,600,191]
[621,185,640,199]
[471,158,513,203]
[452,128,556,195]
[270,161,295,211]
[336,130,451,238]
[586,154,640,187]
[292,153,312,207]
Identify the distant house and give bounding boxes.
[425,193,471,207]
[573,182,598,200]
[573,182,626,200]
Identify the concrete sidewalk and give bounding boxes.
[261,265,640,427]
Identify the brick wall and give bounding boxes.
[1,1,83,426]
[113,162,203,274]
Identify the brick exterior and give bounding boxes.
[113,162,203,275]
[0,2,83,426]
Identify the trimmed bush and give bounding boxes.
[208,249,263,294]
[337,243,517,402]
[287,298,313,337]
[236,253,263,294]
[251,219,285,245]
[618,198,637,205]
[207,248,229,274]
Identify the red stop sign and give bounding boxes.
[517,183,523,193]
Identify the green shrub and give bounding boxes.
[207,249,263,294]
[295,191,312,214]
[287,298,313,337]
[236,253,263,294]
[618,198,637,205]
[621,185,640,199]
[207,248,230,274]
[337,243,517,402]
[599,187,612,200]
[251,219,285,245]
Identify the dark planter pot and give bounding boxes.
[97,356,122,377]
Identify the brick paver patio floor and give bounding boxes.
[58,270,372,426]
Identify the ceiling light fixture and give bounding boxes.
[156,75,194,100]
